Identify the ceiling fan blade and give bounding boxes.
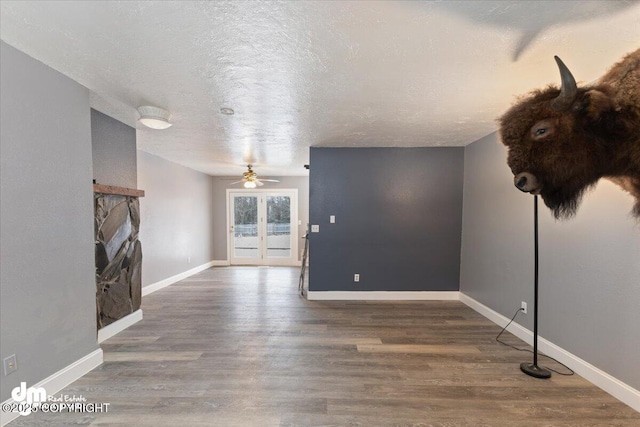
[256,180,265,186]
[230,180,244,185]
[259,179,280,183]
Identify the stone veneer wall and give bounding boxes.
[94,193,142,328]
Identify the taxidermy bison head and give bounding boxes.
[499,49,640,219]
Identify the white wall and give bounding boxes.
[0,42,99,401]
[212,176,309,262]
[460,132,640,390]
[137,150,216,287]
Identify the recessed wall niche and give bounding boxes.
[91,108,142,331]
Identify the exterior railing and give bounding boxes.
[234,223,290,237]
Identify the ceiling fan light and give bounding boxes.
[137,106,172,129]
[244,181,257,189]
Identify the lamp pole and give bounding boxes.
[520,195,551,379]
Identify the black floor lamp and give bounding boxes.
[520,195,552,379]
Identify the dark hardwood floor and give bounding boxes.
[11,266,639,426]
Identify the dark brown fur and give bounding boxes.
[499,49,640,219]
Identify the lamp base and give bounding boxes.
[520,363,551,379]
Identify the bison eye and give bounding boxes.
[530,119,555,139]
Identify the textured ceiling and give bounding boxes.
[1,1,639,176]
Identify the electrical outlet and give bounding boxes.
[521,301,528,314]
[354,274,360,282]
[3,354,17,376]
[311,225,320,233]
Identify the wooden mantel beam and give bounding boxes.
[93,183,145,198]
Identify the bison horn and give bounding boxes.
[550,56,578,111]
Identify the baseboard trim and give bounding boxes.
[142,260,216,297]
[459,292,640,413]
[307,291,460,301]
[458,293,531,339]
[97,309,143,343]
[212,260,230,267]
[1,348,103,426]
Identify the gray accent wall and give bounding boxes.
[211,176,310,261]
[309,147,464,292]
[0,41,99,401]
[137,150,215,287]
[460,132,640,390]
[91,108,137,188]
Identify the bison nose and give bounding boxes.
[514,172,539,193]
[516,175,528,190]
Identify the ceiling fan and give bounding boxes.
[232,164,280,188]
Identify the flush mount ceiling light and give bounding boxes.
[220,107,234,115]
[137,106,172,129]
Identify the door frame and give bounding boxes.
[226,189,299,266]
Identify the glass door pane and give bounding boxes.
[233,195,259,261]
[266,196,291,258]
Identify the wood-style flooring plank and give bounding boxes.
[357,344,482,354]
[103,351,203,362]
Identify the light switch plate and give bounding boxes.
[330,215,335,223]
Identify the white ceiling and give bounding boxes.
[1,1,639,176]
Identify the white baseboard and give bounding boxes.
[1,348,103,426]
[307,291,460,301]
[459,292,640,413]
[142,260,216,297]
[458,293,531,339]
[212,260,230,267]
[97,309,143,343]
[225,262,300,267]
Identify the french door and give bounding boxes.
[228,189,298,266]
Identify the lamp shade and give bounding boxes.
[137,106,172,129]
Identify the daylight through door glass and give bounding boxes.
[233,196,258,258]
[266,196,291,258]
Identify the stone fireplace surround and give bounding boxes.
[93,184,144,331]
